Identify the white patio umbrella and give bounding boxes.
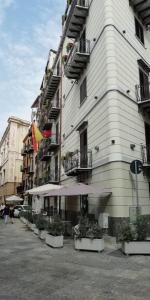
[25,183,62,195]
[5,195,23,203]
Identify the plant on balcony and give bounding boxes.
[66,42,74,53]
[62,54,68,64]
[67,0,72,5]
[62,14,67,26]
[45,68,53,81]
[65,151,73,159]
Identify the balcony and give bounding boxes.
[65,0,89,39]
[27,166,34,175]
[20,165,25,172]
[39,148,52,161]
[45,170,59,184]
[64,39,90,79]
[64,150,92,176]
[136,83,150,113]
[141,144,150,175]
[27,144,34,153]
[44,70,61,101]
[48,96,60,120]
[21,146,27,156]
[43,136,60,151]
[130,0,150,26]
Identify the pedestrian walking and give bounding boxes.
[3,205,9,224]
[9,206,14,224]
[0,203,5,218]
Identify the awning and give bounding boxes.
[46,183,111,197]
[6,195,24,203]
[25,184,62,195]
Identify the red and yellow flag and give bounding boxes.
[32,122,43,152]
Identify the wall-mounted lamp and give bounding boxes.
[122,30,126,34]
[111,140,115,145]
[71,125,74,128]
[94,145,99,152]
[130,144,135,150]
[93,38,96,42]
[94,96,98,100]
[126,90,130,94]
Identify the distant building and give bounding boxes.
[0,116,30,203]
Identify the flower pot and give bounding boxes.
[34,228,39,235]
[45,234,63,248]
[28,223,36,231]
[39,230,48,240]
[20,217,28,225]
[122,241,150,255]
[74,238,104,252]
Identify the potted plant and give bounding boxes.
[119,215,150,255]
[66,42,74,53]
[36,215,48,240]
[45,215,65,248]
[73,217,104,252]
[62,55,68,64]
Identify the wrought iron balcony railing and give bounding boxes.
[64,39,90,79]
[136,84,150,112]
[64,150,92,176]
[141,144,150,165]
[130,0,150,26]
[65,0,89,39]
[48,96,60,120]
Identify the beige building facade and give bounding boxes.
[0,116,30,204]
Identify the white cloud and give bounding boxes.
[0,0,14,25]
[0,0,66,138]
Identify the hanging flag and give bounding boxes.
[33,122,43,143]
[32,123,37,152]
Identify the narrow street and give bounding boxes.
[0,219,150,300]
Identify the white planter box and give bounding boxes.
[45,234,63,248]
[20,217,28,225]
[39,230,48,240]
[28,223,36,231]
[122,241,150,255]
[74,238,104,252]
[34,228,39,235]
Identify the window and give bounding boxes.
[135,18,144,44]
[139,68,149,100]
[80,77,87,105]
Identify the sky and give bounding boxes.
[0,0,66,138]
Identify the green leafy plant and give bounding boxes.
[73,216,103,240]
[66,42,74,53]
[119,215,148,242]
[134,215,147,241]
[62,55,68,64]
[36,214,47,231]
[118,224,135,242]
[67,0,72,5]
[47,215,65,236]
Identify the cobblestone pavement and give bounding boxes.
[0,219,150,300]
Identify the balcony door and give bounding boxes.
[55,155,58,181]
[145,123,150,163]
[80,129,87,168]
[139,68,149,101]
[80,29,86,53]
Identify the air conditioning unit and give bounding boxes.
[98,213,109,229]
